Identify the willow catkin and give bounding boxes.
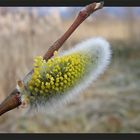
[17,37,111,112]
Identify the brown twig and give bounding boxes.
[0,89,21,116]
[0,1,104,116]
[43,1,104,61]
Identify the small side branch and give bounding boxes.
[43,1,104,61]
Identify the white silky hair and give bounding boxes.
[23,37,112,115]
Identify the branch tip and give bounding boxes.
[95,1,104,10]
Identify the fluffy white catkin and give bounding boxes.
[18,37,111,114]
[40,37,111,113]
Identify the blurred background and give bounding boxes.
[0,7,140,133]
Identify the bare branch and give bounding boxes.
[0,89,21,116]
[43,1,104,61]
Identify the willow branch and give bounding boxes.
[43,1,104,61]
[0,1,104,116]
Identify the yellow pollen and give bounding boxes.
[27,52,89,98]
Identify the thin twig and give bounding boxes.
[43,1,104,61]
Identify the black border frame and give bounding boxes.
[0,0,140,6]
[0,133,140,139]
[0,0,140,139]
